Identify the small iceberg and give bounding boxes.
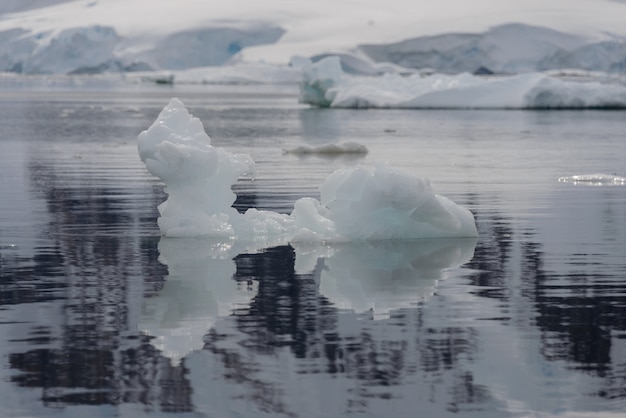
[137,98,477,241]
[558,173,626,186]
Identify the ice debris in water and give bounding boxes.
[137,98,477,241]
[283,141,368,155]
[558,173,626,185]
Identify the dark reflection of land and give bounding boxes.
[3,172,626,415]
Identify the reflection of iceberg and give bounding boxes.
[283,141,368,156]
[139,238,257,365]
[300,56,626,109]
[137,98,477,241]
[298,238,477,319]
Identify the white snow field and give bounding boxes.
[1,0,626,75]
[137,98,478,242]
[299,56,626,109]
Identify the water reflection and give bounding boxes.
[298,239,476,319]
[196,240,484,417]
[139,238,258,366]
[2,94,626,417]
[141,237,476,362]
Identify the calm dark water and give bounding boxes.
[0,84,625,418]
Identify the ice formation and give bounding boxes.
[137,98,293,240]
[300,57,626,109]
[137,98,477,241]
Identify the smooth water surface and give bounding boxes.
[0,84,625,418]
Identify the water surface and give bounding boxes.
[0,84,625,417]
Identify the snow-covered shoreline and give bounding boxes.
[3,1,626,110]
[2,0,626,76]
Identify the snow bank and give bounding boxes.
[137,98,477,241]
[132,25,285,70]
[0,22,285,74]
[176,63,300,85]
[300,56,626,109]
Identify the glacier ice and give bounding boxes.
[300,56,626,109]
[359,23,587,74]
[0,23,285,74]
[137,98,477,242]
[0,25,120,74]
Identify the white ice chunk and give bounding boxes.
[138,98,477,241]
[293,164,477,242]
[138,97,266,239]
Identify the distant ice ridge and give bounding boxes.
[0,23,284,74]
[359,23,626,74]
[137,98,477,242]
[300,56,626,109]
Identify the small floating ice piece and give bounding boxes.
[558,173,626,185]
[283,141,368,155]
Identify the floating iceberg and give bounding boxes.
[137,98,477,241]
[300,57,626,109]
